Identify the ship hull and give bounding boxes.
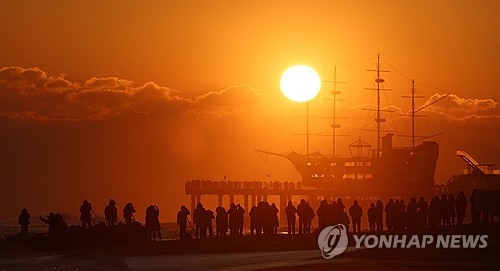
[284,136,439,198]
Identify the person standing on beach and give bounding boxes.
[146,205,161,241]
[205,208,215,238]
[349,200,362,233]
[285,201,297,234]
[456,191,468,225]
[215,206,228,237]
[18,208,31,238]
[249,205,257,236]
[227,203,238,237]
[177,206,190,239]
[448,193,456,226]
[385,199,396,232]
[368,203,376,232]
[104,199,118,227]
[271,203,279,234]
[193,202,206,239]
[317,200,329,230]
[236,204,245,236]
[304,202,315,234]
[297,199,306,234]
[80,200,93,229]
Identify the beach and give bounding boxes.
[1,223,499,271]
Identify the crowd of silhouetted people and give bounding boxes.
[16,189,496,242]
[16,199,161,242]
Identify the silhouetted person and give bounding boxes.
[438,194,450,226]
[349,200,362,233]
[330,200,341,225]
[317,200,330,230]
[104,199,118,227]
[123,202,136,224]
[417,197,428,233]
[395,199,406,231]
[249,205,257,235]
[456,191,468,225]
[18,208,31,238]
[368,203,376,232]
[227,203,238,237]
[448,193,456,226]
[285,201,297,234]
[205,209,215,238]
[40,212,68,238]
[271,203,279,234]
[80,200,93,229]
[385,199,396,232]
[177,205,190,239]
[304,202,315,234]
[406,198,418,233]
[193,202,206,239]
[297,199,307,234]
[428,196,440,231]
[146,205,161,241]
[236,204,245,236]
[262,202,273,235]
[216,206,228,237]
[375,200,384,232]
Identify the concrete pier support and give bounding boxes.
[218,194,223,206]
[244,194,249,213]
[279,194,288,223]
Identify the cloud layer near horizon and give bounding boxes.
[0,66,269,122]
[0,66,499,220]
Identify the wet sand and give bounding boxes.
[0,224,499,271]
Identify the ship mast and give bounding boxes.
[366,54,390,157]
[402,79,426,148]
[411,79,415,149]
[332,67,338,157]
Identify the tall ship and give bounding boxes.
[258,54,448,198]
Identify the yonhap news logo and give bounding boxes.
[318,224,488,259]
[317,224,349,259]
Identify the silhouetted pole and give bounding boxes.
[306,100,309,155]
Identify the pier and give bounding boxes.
[185,180,360,222]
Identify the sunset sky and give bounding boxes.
[1,0,499,221]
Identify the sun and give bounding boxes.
[280,65,321,102]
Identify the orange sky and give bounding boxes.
[0,0,499,221]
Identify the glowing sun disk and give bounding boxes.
[280,65,321,102]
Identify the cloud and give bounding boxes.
[193,84,269,115]
[0,67,267,122]
[422,93,498,119]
